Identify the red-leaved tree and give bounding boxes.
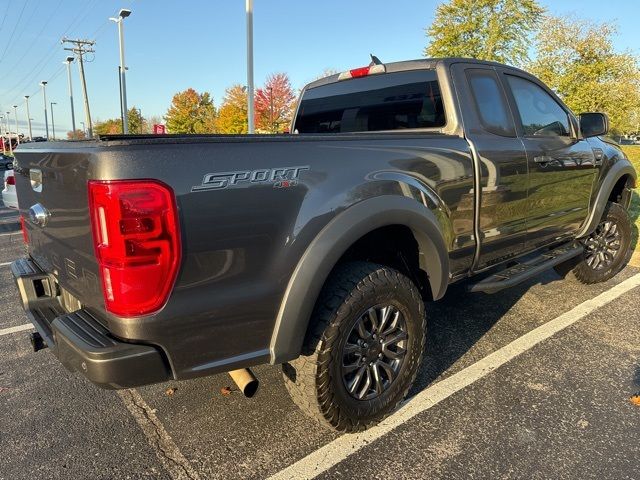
[255,73,296,133]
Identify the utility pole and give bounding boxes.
[51,102,57,140]
[62,37,95,138]
[24,96,32,140]
[110,9,132,134]
[12,105,19,145]
[246,0,254,134]
[64,56,76,134]
[40,81,49,139]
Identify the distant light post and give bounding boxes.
[50,102,57,140]
[0,116,5,154]
[6,112,13,154]
[64,56,77,134]
[24,95,32,140]
[246,0,254,133]
[40,81,49,139]
[81,121,86,137]
[12,105,19,145]
[110,8,132,134]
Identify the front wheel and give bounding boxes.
[282,262,425,432]
[567,202,633,284]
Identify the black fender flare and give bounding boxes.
[576,160,637,238]
[269,195,449,364]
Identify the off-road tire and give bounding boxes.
[564,202,632,284]
[282,261,425,432]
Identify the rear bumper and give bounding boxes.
[11,257,170,389]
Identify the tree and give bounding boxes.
[66,129,86,140]
[164,88,217,134]
[530,16,640,135]
[215,84,248,134]
[93,118,121,136]
[127,106,145,134]
[255,73,296,133]
[424,0,544,66]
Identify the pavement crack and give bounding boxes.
[118,389,201,480]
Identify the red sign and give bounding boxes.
[153,124,166,134]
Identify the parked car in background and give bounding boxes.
[2,170,18,209]
[0,154,13,170]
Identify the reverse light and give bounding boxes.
[338,64,386,81]
[88,180,181,316]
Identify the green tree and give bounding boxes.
[530,16,640,135]
[165,88,217,134]
[424,0,544,66]
[93,118,121,136]
[255,73,296,133]
[215,84,248,134]
[127,106,145,134]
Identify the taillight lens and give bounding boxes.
[20,215,28,244]
[6,175,15,186]
[88,180,181,316]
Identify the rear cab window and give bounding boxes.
[466,69,515,137]
[294,70,446,133]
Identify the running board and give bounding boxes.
[468,244,583,294]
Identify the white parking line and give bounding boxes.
[0,324,34,336]
[118,389,201,480]
[269,272,640,480]
[0,231,19,237]
[0,261,12,267]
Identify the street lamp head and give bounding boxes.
[66,56,74,63]
[40,81,47,86]
[24,95,29,99]
[13,105,17,109]
[119,8,131,18]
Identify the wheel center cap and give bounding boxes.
[365,343,382,362]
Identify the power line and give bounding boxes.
[0,0,30,63]
[0,1,11,34]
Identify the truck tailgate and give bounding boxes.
[15,147,103,311]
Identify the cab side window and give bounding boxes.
[506,75,570,137]
[466,69,515,137]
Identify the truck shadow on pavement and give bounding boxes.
[410,271,560,394]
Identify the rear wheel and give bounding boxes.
[282,262,425,432]
[561,202,632,284]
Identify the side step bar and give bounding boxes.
[468,243,583,294]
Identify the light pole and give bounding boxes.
[12,105,19,145]
[246,0,254,133]
[81,121,86,137]
[40,81,49,139]
[6,112,12,154]
[24,95,32,140]
[110,8,131,134]
[64,56,76,134]
[0,116,5,154]
[50,102,57,140]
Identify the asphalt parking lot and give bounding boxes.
[1,199,639,480]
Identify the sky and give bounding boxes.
[0,0,638,137]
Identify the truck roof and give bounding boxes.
[304,57,530,91]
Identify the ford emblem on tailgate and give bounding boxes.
[29,203,50,227]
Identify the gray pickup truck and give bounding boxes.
[11,58,637,431]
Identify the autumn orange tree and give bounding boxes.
[255,73,296,133]
[215,84,248,134]
[93,118,121,136]
[66,129,86,139]
[165,88,217,134]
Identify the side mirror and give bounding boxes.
[579,112,609,138]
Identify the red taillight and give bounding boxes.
[6,175,15,186]
[88,180,181,316]
[20,215,28,244]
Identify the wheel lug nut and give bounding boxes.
[369,362,373,366]
[363,343,368,348]
[378,353,382,358]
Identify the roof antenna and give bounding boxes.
[369,54,382,66]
